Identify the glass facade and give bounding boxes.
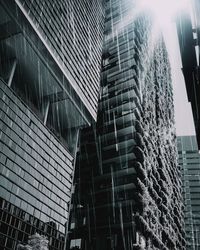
[178,136,200,250]
[0,0,104,249]
[0,198,65,250]
[68,0,185,249]
[0,80,73,249]
[15,0,104,120]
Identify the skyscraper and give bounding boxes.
[68,0,185,249]
[178,136,200,250]
[0,1,104,249]
[177,0,200,148]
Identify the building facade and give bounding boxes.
[68,0,185,249]
[0,1,104,249]
[178,136,200,250]
[176,0,200,148]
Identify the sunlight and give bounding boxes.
[139,0,189,28]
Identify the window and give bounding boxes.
[70,239,81,249]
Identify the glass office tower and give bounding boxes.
[178,136,200,250]
[68,0,185,249]
[0,1,104,249]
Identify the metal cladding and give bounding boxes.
[0,80,73,249]
[0,0,104,249]
[15,0,104,121]
[68,0,185,249]
[178,136,200,250]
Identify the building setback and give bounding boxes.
[0,1,104,250]
[68,0,185,249]
[178,136,200,250]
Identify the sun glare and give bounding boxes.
[139,0,189,28]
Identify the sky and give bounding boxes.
[163,20,196,136]
[138,0,196,136]
[144,0,197,137]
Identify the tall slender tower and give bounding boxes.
[176,0,200,149]
[68,0,185,249]
[178,136,200,250]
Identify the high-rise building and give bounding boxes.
[177,136,200,250]
[68,0,185,249]
[176,0,200,148]
[0,1,104,249]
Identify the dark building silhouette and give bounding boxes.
[0,1,104,249]
[177,0,200,149]
[68,0,185,249]
[178,136,200,250]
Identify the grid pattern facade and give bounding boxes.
[0,198,65,250]
[16,0,104,120]
[178,136,200,250]
[0,79,73,249]
[68,0,185,249]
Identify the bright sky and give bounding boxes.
[164,22,196,136]
[140,0,196,136]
